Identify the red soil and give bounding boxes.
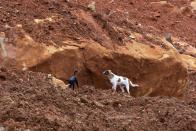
[0,0,195,48]
[0,68,195,130]
[0,1,196,130]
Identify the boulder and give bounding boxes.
[0,31,190,97]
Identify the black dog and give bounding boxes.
[68,70,79,90]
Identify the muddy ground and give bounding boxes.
[0,0,196,130]
[0,68,195,131]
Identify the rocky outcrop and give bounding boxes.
[0,31,190,97]
[1,0,196,97]
[81,42,188,97]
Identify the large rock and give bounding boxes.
[1,31,189,97]
[0,23,191,96]
[82,42,188,97]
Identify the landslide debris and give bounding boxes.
[0,68,195,131]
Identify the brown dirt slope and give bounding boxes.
[0,0,196,130]
[0,68,195,131]
[0,0,195,48]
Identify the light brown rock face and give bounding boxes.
[81,42,188,97]
[1,0,196,97]
[1,32,189,97]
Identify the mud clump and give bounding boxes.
[0,68,195,130]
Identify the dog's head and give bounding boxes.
[102,70,112,76]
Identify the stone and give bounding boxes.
[87,1,96,12]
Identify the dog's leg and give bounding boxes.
[125,82,130,95]
[112,83,117,94]
[73,83,75,90]
[120,85,125,93]
[70,83,74,90]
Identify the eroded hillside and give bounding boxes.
[0,0,196,130]
[0,0,196,96]
[0,69,195,130]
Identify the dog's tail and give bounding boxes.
[129,80,139,87]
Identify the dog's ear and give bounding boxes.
[108,70,112,74]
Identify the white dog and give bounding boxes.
[103,70,139,94]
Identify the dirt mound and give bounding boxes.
[79,0,196,46]
[0,0,196,47]
[0,68,195,130]
[0,0,114,48]
[0,0,195,97]
[0,0,196,130]
[28,42,188,97]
